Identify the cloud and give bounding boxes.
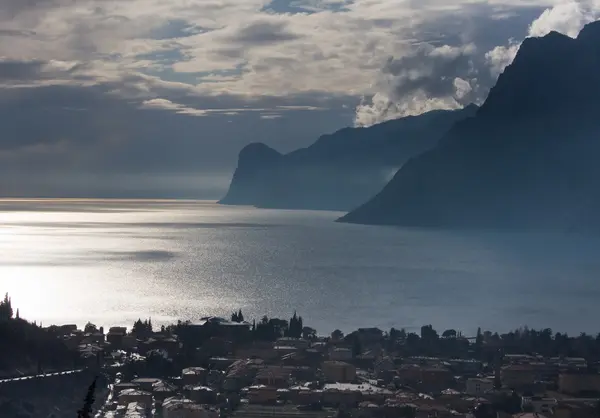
[354,43,483,126]
[141,98,208,116]
[226,19,302,45]
[485,41,520,77]
[1,0,594,196]
[528,0,598,37]
[484,1,600,78]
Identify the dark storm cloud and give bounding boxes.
[384,4,545,104]
[227,20,302,45]
[383,44,477,104]
[354,4,546,125]
[0,60,47,81]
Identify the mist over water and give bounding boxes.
[1,199,599,335]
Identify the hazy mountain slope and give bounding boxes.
[220,105,478,211]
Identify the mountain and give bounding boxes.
[220,105,478,211]
[339,21,600,230]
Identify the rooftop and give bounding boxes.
[323,383,392,394]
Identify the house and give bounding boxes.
[501,365,538,390]
[323,383,393,406]
[58,324,78,335]
[107,326,127,346]
[123,402,147,418]
[114,382,140,395]
[465,378,494,396]
[152,380,177,401]
[182,367,208,385]
[330,347,353,361]
[163,397,218,418]
[184,386,217,404]
[323,361,356,383]
[554,401,598,418]
[396,364,453,390]
[122,334,138,350]
[82,332,105,345]
[118,389,153,408]
[447,359,482,375]
[131,377,162,391]
[522,396,557,415]
[183,317,250,344]
[140,335,179,356]
[247,385,278,404]
[254,366,291,388]
[235,342,279,361]
[276,337,309,350]
[357,328,384,344]
[375,357,396,379]
[208,357,236,370]
[230,404,336,418]
[559,372,600,394]
[224,359,263,391]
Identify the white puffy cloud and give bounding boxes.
[484,0,600,78]
[528,0,598,37]
[485,41,520,77]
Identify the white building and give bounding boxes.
[465,378,494,396]
[118,389,153,408]
[163,397,219,418]
[123,402,146,418]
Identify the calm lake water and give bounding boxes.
[1,199,599,335]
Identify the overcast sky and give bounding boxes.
[0,0,598,198]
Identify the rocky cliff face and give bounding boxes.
[339,21,600,231]
[219,105,478,211]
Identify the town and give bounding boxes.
[2,295,600,418]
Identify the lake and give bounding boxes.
[1,199,599,336]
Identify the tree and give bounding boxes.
[331,329,344,341]
[84,322,98,333]
[420,325,438,342]
[231,310,245,323]
[442,329,457,338]
[0,293,13,321]
[406,333,420,349]
[132,318,153,337]
[476,327,483,346]
[302,326,317,340]
[288,311,303,338]
[77,377,97,418]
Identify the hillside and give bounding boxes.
[339,21,600,231]
[219,105,478,211]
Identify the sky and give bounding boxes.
[0,0,598,198]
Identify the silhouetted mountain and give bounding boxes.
[339,21,600,230]
[220,105,478,210]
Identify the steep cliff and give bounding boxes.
[339,21,600,231]
[220,105,478,210]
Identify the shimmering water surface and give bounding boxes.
[1,199,599,335]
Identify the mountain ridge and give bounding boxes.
[219,105,478,211]
[339,20,600,231]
